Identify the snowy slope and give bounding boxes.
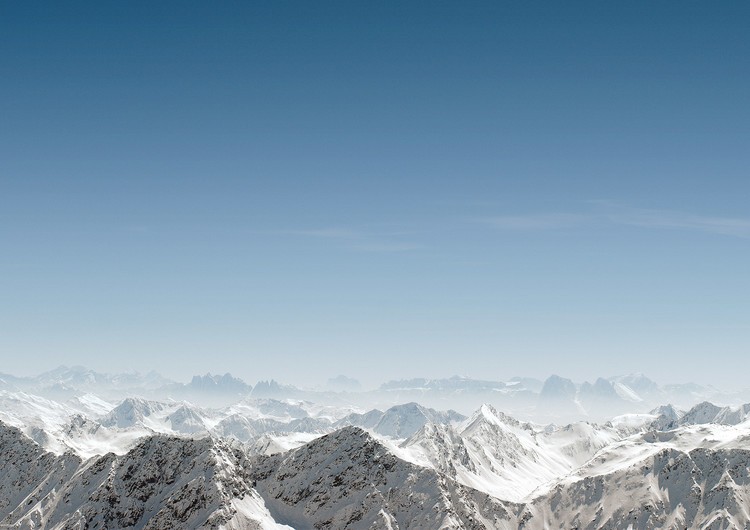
[523,446,750,529]
[249,426,521,529]
[7,380,750,529]
[336,402,465,439]
[679,401,750,426]
[0,420,290,529]
[395,404,630,502]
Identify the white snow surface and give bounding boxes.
[4,380,750,528]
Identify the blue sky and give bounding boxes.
[1,2,749,388]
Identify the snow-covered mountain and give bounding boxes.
[521,426,750,529]
[157,373,254,407]
[248,426,519,529]
[337,401,465,438]
[395,404,627,502]
[0,366,174,401]
[374,373,738,422]
[6,404,750,529]
[4,368,750,529]
[0,420,285,529]
[679,401,750,426]
[4,366,746,423]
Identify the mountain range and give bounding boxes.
[2,366,745,422]
[2,367,750,528]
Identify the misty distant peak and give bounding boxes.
[326,374,361,391]
[609,373,660,395]
[579,378,619,400]
[250,379,299,398]
[188,373,251,393]
[540,375,577,400]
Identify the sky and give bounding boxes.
[1,2,749,389]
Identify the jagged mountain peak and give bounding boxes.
[373,402,465,438]
[681,401,725,425]
[461,404,525,437]
[249,425,517,529]
[99,396,167,429]
[166,404,208,434]
[526,445,750,529]
[679,401,750,427]
[0,421,279,530]
[334,408,384,430]
[649,403,684,430]
[651,403,682,418]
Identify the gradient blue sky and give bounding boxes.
[2,2,749,388]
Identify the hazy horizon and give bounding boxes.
[1,362,745,395]
[2,2,749,389]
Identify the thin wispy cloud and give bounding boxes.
[281,228,359,239]
[481,205,750,238]
[483,213,589,230]
[275,227,420,252]
[353,242,422,253]
[602,207,750,238]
